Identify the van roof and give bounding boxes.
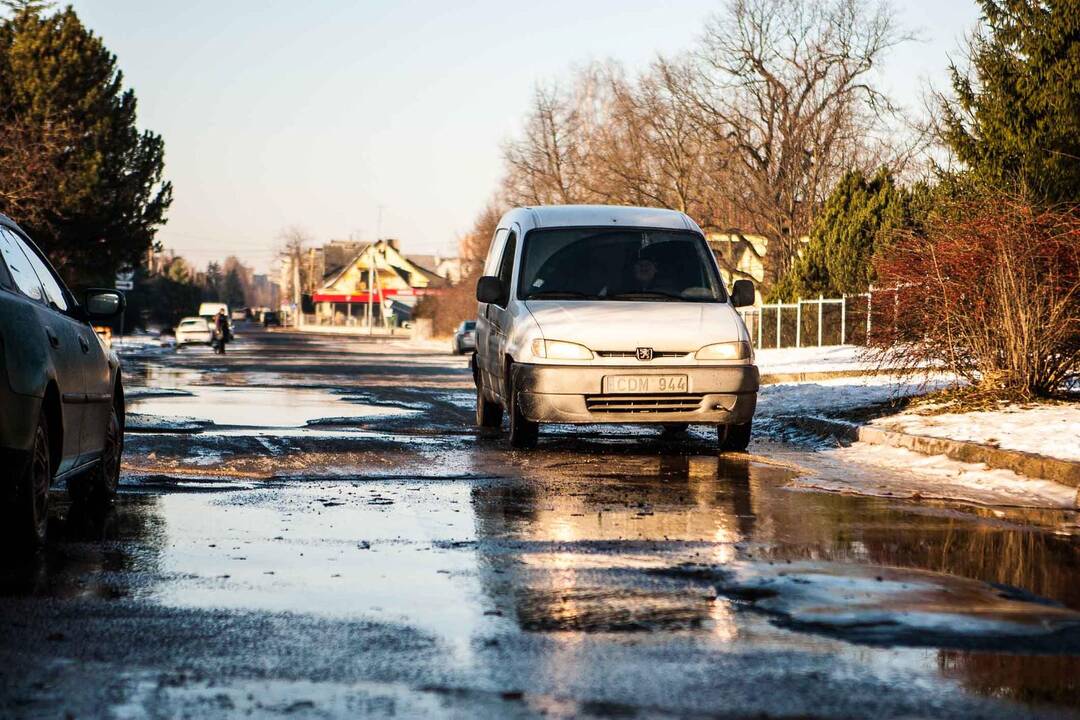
[512,205,699,233]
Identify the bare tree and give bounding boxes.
[0,113,74,229]
[276,226,315,310]
[680,0,912,288]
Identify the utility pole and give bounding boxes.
[292,248,302,328]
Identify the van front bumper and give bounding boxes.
[512,363,758,425]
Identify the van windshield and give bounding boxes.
[518,228,726,302]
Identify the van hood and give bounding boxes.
[525,300,744,353]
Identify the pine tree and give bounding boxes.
[770,169,920,301]
[223,268,245,309]
[0,5,171,284]
[941,0,1080,203]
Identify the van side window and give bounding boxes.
[496,231,517,296]
[0,228,45,303]
[483,228,508,277]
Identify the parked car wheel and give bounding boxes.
[13,411,51,547]
[476,382,503,431]
[451,341,462,355]
[718,421,752,452]
[508,376,538,449]
[70,403,123,506]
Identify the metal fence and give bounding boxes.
[738,289,878,349]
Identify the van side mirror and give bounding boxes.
[731,279,755,308]
[476,276,506,305]
[84,288,125,319]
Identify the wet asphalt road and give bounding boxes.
[2,326,1080,719]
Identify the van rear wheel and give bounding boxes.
[476,383,503,431]
[718,421,752,452]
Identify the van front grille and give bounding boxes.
[595,351,691,359]
[585,394,704,414]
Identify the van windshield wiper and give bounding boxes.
[525,290,597,300]
[606,291,690,302]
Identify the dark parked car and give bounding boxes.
[452,320,476,355]
[0,215,126,546]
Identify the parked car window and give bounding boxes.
[10,229,69,312]
[518,228,725,303]
[0,227,46,303]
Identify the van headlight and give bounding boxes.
[695,341,751,361]
[531,339,593,360]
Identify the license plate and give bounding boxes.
[602,374,688,394]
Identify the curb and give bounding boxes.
[759,369,886,384]
[787,415,1080,504]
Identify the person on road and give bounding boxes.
[213,309,231,354]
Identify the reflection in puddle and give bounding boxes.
[128,386,419,428]
[23,445,1080,713]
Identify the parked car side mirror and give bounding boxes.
[731,279,755,308]
[84,289,126,319]
[476,275,506,305]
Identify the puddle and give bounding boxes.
[127,386,419,428]
[141,481,490,663]
[661,561,1080,649]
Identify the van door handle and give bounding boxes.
[45,328,59,348]
[79,336,90,353]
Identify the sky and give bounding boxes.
[68,0,982,275]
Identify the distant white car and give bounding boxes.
[175,316,212,346]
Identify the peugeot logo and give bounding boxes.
[636,347,654,361]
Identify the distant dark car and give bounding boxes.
[452,320,477,355]
[262,311,281,327]
[0,215,126,546]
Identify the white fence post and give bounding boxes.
[795,301,802,348]
[866,284,873,342]
[817,294,823,346]
[840,293,847,345]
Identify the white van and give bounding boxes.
[472,205,759,449]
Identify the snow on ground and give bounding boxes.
[800,442,1078,509]
[755,344,870,375]
[756,374,945,418]
[112,331,174,356]
[872,404,1080,463]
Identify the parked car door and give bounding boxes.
[0,227,85,474]
[18,238,115,463]
[486,227,518,401]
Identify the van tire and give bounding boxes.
[508,378,539,449]
[718,421,752,452]
[476,383,503,431]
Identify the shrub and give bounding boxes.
[413,273,480,338]
[868,194,1080,400]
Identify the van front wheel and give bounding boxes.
[508,378,539,449]
[718,421,752,452]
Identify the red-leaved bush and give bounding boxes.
[868,195,1080,399]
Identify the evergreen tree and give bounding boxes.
[223,268,245,309]
[203,262,222,301]
[0,5,171,284]
[941,0,1080,203]
[770,169,923,301]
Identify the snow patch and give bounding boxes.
[873,404,1080,463]
[806,443,1078,509]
